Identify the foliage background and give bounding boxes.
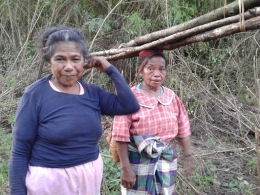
[1,0,260,194]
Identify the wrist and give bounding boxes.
[184,153,193,158]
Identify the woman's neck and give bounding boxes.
[50,77,80,95]
[140,83,161,97]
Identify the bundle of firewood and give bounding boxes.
[90,0,260,62]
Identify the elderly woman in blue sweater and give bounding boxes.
[8,26,139,195]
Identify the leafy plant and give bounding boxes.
[247,157,257,175]
[0,129,12,194]
[8,115,15,129]
[122,12,152,37]
[203,137,215,148]
[193,159,218,190]
[100,148,121,195]
[222,177,254,195]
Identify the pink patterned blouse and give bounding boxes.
[112,86,191,143]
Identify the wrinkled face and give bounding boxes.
[140,56,166,90]
[50,41,84,87]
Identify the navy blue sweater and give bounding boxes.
[8,65,139,194]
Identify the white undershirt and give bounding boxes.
[49,80,84,95]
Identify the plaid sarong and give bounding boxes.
[121,135,178,195]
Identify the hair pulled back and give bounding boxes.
[137,50,167,68]
[130,50,167,87]
[37,26,88,63]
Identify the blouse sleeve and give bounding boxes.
[112,114,132,142]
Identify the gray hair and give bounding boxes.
[37,26,89,63]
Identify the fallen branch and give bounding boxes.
[195,147,255,157]
[177,171,205,195]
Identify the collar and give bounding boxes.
[132,86,174,109]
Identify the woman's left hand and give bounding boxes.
[183,155,196,178]
[84,56,111,72]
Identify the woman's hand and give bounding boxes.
[116,141,136,189]
[121,166,136,189]
[84,56,111,72]
[177,136,195,179]
[183,155,196,179]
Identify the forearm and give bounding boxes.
[116,141,136,189]
[116,141,132,170]
[177,136,193,156]
[105,66,139,114]
[9,154,28,195]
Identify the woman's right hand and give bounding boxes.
[84,56,111,72]
[121,166,136,189]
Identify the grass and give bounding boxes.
[0,128,12,194]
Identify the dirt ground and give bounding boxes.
[176,100,260,195]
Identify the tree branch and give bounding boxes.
[90,14,260,62]
[119,0,260,48]
[91,7,260,58]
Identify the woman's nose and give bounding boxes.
[64,61,74,71]
[153,69,161,76]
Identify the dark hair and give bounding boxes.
[37,26,88,63]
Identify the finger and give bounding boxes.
[122,181,133,189]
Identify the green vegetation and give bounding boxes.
[1,0,260,194]
[0,129,12,194]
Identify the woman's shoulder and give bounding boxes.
[161,86,175,95]
[24,75,52,94]
[78,80,101,91]
[161,87,185,105]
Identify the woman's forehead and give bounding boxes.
[52,41,83,55]
[146,57,166,66]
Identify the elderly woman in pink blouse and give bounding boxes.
[112,49,194,195]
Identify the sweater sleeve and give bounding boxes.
[99,65,140,116]
[9,92,39,195]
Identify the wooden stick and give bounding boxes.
[89,14,260,62]
[255,126,260,185]
[119,0,260,47]
[177,171,205,195]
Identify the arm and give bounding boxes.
[102,65,139,115]
[177,136,195,177]
[9,93,38,195]
[87,56,139,115]
[177,136,192,156]
[116,141,136,189]
[175,95,195,177]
